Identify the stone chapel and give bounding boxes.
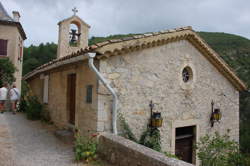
[24,10,247,165]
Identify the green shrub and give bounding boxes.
[0,58,16,86]
[26,96,43,120]
[17,81,29,112]
[17,81,50,122]
[119,113,162,152]
[118,113,138,142]
[164,152,179,159]
[74,133,97,162]
[196,132,247,166]
[139,127,161,152]
[40,107,51,123]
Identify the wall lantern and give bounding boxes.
[210,100,222,127]
[149,100,163,128]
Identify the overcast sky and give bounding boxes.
[2,0,250,46]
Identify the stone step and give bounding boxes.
[54,129,74,144]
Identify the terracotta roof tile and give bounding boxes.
[109,39,123,43]
[23,26,247,91]
[96,41,110,47]
[133,35,144,39]
[121,36,134,41]
[143,33,153,37]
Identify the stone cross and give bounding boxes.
[72,7,78,16]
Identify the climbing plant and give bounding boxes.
[0,58,16,86]
[118,113,162,152]
[118,113,138,142]
[139,127,161,152]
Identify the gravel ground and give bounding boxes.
[0,112,87,166]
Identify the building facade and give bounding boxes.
[0,2,26,90]
[24,14,247,165]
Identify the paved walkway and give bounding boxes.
[0,112,83,166]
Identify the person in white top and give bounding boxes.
[0,83,8,113]
[10,84,20,114]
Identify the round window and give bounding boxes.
[182,66,193,83]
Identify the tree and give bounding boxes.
[0,58,16,86]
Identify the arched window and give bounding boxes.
[69,22,81,47]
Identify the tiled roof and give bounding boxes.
[23,26,247,91]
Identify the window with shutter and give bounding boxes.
[0,39,7,56]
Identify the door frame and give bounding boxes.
[171,119,199,164]
[67,73,77,125]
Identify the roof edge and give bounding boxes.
[23,26,247,91]
[0,20,26,40]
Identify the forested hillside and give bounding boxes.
[23,43,57,75]
[23,32,250,152]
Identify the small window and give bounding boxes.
[182,66,193,83]
[0,39,8,56]
[86,85,93,103]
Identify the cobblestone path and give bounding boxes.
[0,112,84,166]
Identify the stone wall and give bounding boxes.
[57,16,89,59]
[27,61,99,137]
[98,39,239,157]
[98,132,194,166]
[0,24,23,90]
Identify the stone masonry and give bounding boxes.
[98,39,239,156]
[0,24,24,90]
[98,132,194,166]
[57,15,90,59]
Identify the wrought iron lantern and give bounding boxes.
[149,100,163,128]
[210,101,222,127]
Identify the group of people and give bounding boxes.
[0,83,20,114]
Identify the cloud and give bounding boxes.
[1,0,250,46]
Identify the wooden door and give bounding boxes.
[67,74,76,125]
[175,135,193,163]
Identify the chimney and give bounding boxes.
[12,11,20,22]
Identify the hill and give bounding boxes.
[199,32,250,86]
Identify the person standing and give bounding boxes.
[0,83,8,114]
[10,84,20,114]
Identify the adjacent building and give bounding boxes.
[24,13,247,165]
[0,2,26,89]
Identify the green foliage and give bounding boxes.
[118,113,138,142]
[23,42,57,75]
[74,133,97,162]
[0,58,16,86]
[164,152,179,159]
[119,113,161,152]
[17,81,51,122]
[196,132,248,166]
[17,80,29,112]
[139,127,161,152]
[240,91,250,154]
[25,96,44,120]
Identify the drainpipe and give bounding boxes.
[87,53,118,135]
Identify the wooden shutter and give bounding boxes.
[0,40,7,56]
[43,75,49,104]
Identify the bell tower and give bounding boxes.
[57,7,90,59]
